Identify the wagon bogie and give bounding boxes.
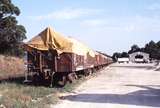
[67,72,77,83]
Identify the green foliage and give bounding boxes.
[112,52,121,61]
[0,73,90,108]
[128,44,140,54]
[112,52,129,61]
[144,40,160,59]
[121,52,129,57]
[0,0,26,57]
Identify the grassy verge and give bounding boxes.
[0,82,58,108]
[0,72,98,108]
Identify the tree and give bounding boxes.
[156,41,160,49]
[0,0,26,56]
[144,40,160,60]
[128,44,140,54]
[112,52,121,61]
[121,52,129,58]
[112,51,129,62]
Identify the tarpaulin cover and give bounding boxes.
[25,27,95,57]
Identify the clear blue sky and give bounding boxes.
[13,0,160,55]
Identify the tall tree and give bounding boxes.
[0,0,26,56]
[128,44,140,54]
[112,52,122,61]
[144,40,160,59]
[121,52,129,57]
[156,41,160,49]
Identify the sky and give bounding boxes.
[12,0,160,55]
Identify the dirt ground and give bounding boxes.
[52,63,160,108]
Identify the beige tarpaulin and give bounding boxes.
[67,37,95,57]
[25,27,95,57]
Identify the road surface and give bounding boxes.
[52,63,160,108]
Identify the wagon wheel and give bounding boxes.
[58,76,67,86]
[84,69,92,76]
[92,68,96,73]
[67,72,77,83]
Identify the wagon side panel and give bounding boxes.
[57,53,73,72]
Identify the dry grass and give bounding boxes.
[0,55,25,78]
[0,74,94,108]
[0,82,59,108]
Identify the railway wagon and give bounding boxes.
[23,27,112,86]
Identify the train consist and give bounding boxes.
[23,27,113,86]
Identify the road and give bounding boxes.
[52,63,160,108]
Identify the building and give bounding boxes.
[117,58,129,63]
[129,52,150,63]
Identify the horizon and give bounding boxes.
[13,0,160,55]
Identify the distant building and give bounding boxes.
[117,58,129,63]
[129,52,150,63]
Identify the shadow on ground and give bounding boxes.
[61,85,160,107]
